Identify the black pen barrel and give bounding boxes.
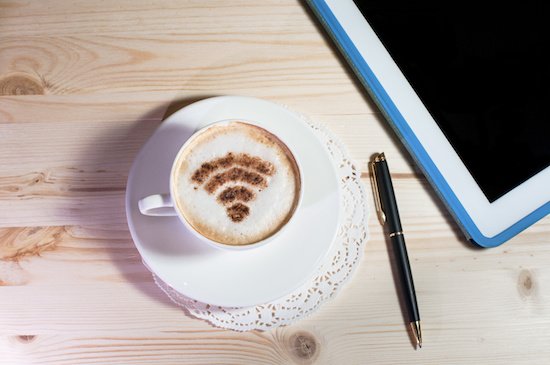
[391,234,420,322]
[372,153,422,346]
[373,155,420,323]
[374,160,402,234]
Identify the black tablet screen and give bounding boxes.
[353,1,550,202]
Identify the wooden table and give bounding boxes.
[1,1,549,364]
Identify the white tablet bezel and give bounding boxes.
[326,0,550,238]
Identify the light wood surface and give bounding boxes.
[1,1,549,364]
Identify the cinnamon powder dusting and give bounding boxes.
[226,203,250,222]
[191,152,275,184]
[204,167,266,194]
[218,186,255,205]
[189,152,277,224]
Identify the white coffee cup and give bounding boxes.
[138,120,303,250]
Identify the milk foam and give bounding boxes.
[173,122,300,246]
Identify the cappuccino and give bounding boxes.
[172,121,301,246]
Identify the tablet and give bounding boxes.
[307,0,550,247]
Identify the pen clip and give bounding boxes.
[369,159,386,224]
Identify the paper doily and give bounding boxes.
[152,116,370,331]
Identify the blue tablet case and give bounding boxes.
[307,0,549,247]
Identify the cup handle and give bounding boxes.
[138,194,178,216]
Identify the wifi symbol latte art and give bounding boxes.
[191,152,275,222]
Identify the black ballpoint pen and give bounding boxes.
[370,152,422,349]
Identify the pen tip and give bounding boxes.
[410,321,422,350]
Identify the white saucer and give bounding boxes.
[126,96,341,307]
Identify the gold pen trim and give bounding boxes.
[389,231,404,237]
[410,321,422,349]
[369,157,386,224]
[374,152,386,162]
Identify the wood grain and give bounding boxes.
[1,0,549,364]
[0,0,353,97]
